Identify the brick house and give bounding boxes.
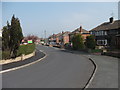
[90,17,120,49]
[61,31,71,45]
[48,31,70,46]
[69,26,90,43]
[48,34,57,45]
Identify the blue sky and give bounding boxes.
[2,2,118,38]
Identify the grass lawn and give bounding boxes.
[91,49,102,53]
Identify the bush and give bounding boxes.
[64,43,71,49]
[85,35,96,49]
[72,34,85,50]
[2,50,11,60]
[17,44,35,56]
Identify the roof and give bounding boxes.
[71,28,89,34]
[90,20,120,31]
[48,32,63,38]
[56,33,62,37]
[63,31,71,35]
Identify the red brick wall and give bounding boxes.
[82,34,90,40]
[63,35,69,44]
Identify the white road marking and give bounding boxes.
[0,50,47,74]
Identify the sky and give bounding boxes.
[1,2,118,38]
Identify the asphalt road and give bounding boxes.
[2,45,94,88]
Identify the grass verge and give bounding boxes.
[2,43,35,60]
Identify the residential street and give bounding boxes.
[2,45,94,88]
[1,2,119,89]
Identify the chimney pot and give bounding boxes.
[109,17,114,23]
[80,26,82,33]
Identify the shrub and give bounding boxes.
[85,35,96,49]
[2,50,11,60]
[72,34,85,50]
[64,43,71,49]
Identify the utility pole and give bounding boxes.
[44,30,46,44]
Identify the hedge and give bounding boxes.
[17,44,35,56]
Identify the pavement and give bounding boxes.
[87,55,118,88]
[2,45,94,88]
[64,49,118,88]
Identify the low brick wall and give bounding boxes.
[0,51,35,65]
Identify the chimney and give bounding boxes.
[109,17,114,23]
[62,31,64,34]
[80,26,82,34]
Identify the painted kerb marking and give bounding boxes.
[0,50,47,74]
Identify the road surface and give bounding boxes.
[2,45,94,88]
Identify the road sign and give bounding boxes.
[28,40,33,43]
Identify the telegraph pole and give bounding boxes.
[44,30,46,44]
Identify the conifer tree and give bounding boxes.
[10,15,23,58]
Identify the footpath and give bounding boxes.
[62,49,118,88]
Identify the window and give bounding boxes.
[101,31,103,35]
[104,31,107,35]
[97,39,107,45]
[90,32,92,35]
[105,39,107,45]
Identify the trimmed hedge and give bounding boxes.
[17,44,35,56]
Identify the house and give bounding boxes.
[60,31,71,45]
[48,34,57,45]
[48,31,71,46]
[55,33,62,45]
[90,17,120,49]
[69,26,90,43]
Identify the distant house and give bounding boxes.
[90,17,120,49]
[48,34,57,45]
[55,33,62,45]
[48,31,71,46]
[69,26,90,43]
[60,31,71,45]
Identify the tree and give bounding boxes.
[85,35,96,49]
[72,34,85,50]
[9,15,23,58]
[2,21,10,51]
[2,15,23,59]
[25,35,38,43]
